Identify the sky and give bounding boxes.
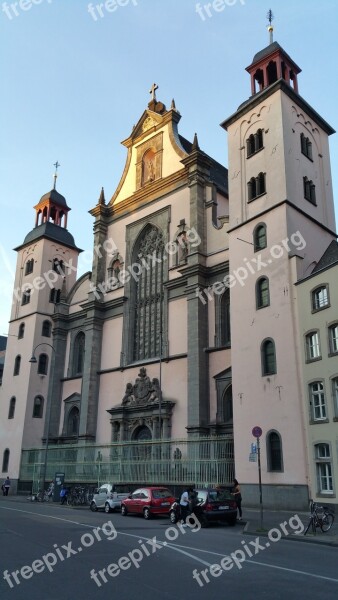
[1,0,337,335]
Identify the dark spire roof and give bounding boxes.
[250,41,301,71]
[38,188,70,210]
[17,222,79,251]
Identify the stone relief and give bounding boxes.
[121,367,162,407]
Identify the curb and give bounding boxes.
[243,520,338,548]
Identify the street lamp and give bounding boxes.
[29,342,56,497]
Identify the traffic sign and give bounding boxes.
[252,426,262,438]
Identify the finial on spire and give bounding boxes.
[171,98,176,110]
[267,9,274,44]
[98,186,106,206]
[192,133,200,152]
[149,83,158,102]
[53,161,60,190]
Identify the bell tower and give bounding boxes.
[0,168,81,492]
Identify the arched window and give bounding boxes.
[257,172,266,196]
[67,406,79,436]
[248,177,257,201]
[25,259,34,275]
[246,129,263,157]
[32,396,44,418]
[300,133,313,160]
[256,277,270,309]
[8,397,16,419]
[21,288,31,305]
[247,134,256,157]
[267,60,277,85]
[223,385,233,422]
[13,355,21,376]
[220,289,231,345]
[37,354,48,375]
[261,339,276,375]
[73,332,85,376]
[52,258,65,275]
[253,223,267,251]
[142,149,156,185]
[18,323,25,339]
[267,431,283,471]
[2,449,10,472]
[315,443,333,493]
[132,225,164,361]
[49,289,61,303]
[42,320,52,337]
[132,426,152,460]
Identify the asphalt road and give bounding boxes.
[1,500,338,599]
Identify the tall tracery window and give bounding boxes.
[67,406,79,436]
[220,289,231,346]
[73,332,85,376]
[133,225,164,361]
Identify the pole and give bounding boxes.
[257,436,263,529]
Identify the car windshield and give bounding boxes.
[208,489,232,503]
[152,489,173,499]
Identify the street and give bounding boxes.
[1,499,338,599]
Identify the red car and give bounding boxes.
[121,487,176,520]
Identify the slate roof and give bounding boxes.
[179,136,228,195]
[311,240,338,274]
[16,222,79,250]
[250,41,300,71]
[38,188,69,209]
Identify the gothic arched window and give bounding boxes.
[37,354,48,375]
[2,449,10,472]
[132,225,164,361]
[67,406,79,436]
[73,332,85,376]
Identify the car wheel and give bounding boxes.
[143,507,151,520]
[121,505,128,516]
[169,510,178,524]
[104,503,111,514]
[90,501,98,512]
[228,517,237,526]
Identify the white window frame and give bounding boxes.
[309,382,326,421]
[332,377,338,418]
[312,286,329,311]
[315,444,333,494]
[329,324,338,354]
[306,331,321,360]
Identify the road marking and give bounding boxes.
[0,506,81,526]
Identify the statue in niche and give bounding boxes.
[149,378,162,403]
[178,232,188,263]
[142,149,156,185]
[134,367,152,401]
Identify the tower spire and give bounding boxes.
[53,161,60,190]
[267,9,274,44]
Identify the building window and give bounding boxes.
[32,396,44,418]
[303,177,316,205]
[309,382,326,421]
[8,397,16,419]
[67,406,79,436]
[21,288,31,305]
[329,324,338,355]
[2,449,10,472]
[256,277,270,309]
[246,129,264,158]
[132,225,164,361]
[42,320,52,337]
[248,172,266,201]
[25,259,34,275]
[253,223,267,251]
[18,323,25,339]
[72,332,85,376]
[52,258,65,275]
[315,444,333,493]
[300,133,313,160]
[261,339,276,375]
[332,377,338,418]
[312,286,329,311]
[37,353,48,375]
[216,289,231,347]
[49,288,61,303]
[13,355,21,376]
[306,331,321,361]
[267,431,283,471]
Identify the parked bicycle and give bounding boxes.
[304,499,335,535]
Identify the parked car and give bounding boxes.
[90,483,131,513]
[121,487,176,520]
[169,488,237,527]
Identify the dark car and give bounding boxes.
[121,487,176,520]
[169,488,237,527]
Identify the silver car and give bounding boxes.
[90,483,131,513]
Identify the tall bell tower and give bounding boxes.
[0,169,81,492]
[221,19,336,508]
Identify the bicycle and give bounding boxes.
[304,499,335,535]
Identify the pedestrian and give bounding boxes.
[60,485,68,505]
[179,487,190,526]
[47,481,54,498]
[232,478,242,520]
[2,476,11,496]
[188,486,198,514]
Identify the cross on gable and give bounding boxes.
[149,83,158,102]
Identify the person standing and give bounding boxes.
[60,485,68,505]
[179,488,190,526]
[232,479,242,520]
[3,476,11,496]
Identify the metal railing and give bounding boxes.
[20,436,234,490]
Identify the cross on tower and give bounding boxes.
[53,161,60,190]
[149,83,158,102]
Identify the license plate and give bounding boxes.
[219,506,229,510]
[161,502,170,506]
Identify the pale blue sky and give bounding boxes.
[1,0,337,334]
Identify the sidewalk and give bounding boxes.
[242,507,338,547]
[1,495,337,546]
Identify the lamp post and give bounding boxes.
[29,342,56,497]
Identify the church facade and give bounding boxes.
[1,36,337,509]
